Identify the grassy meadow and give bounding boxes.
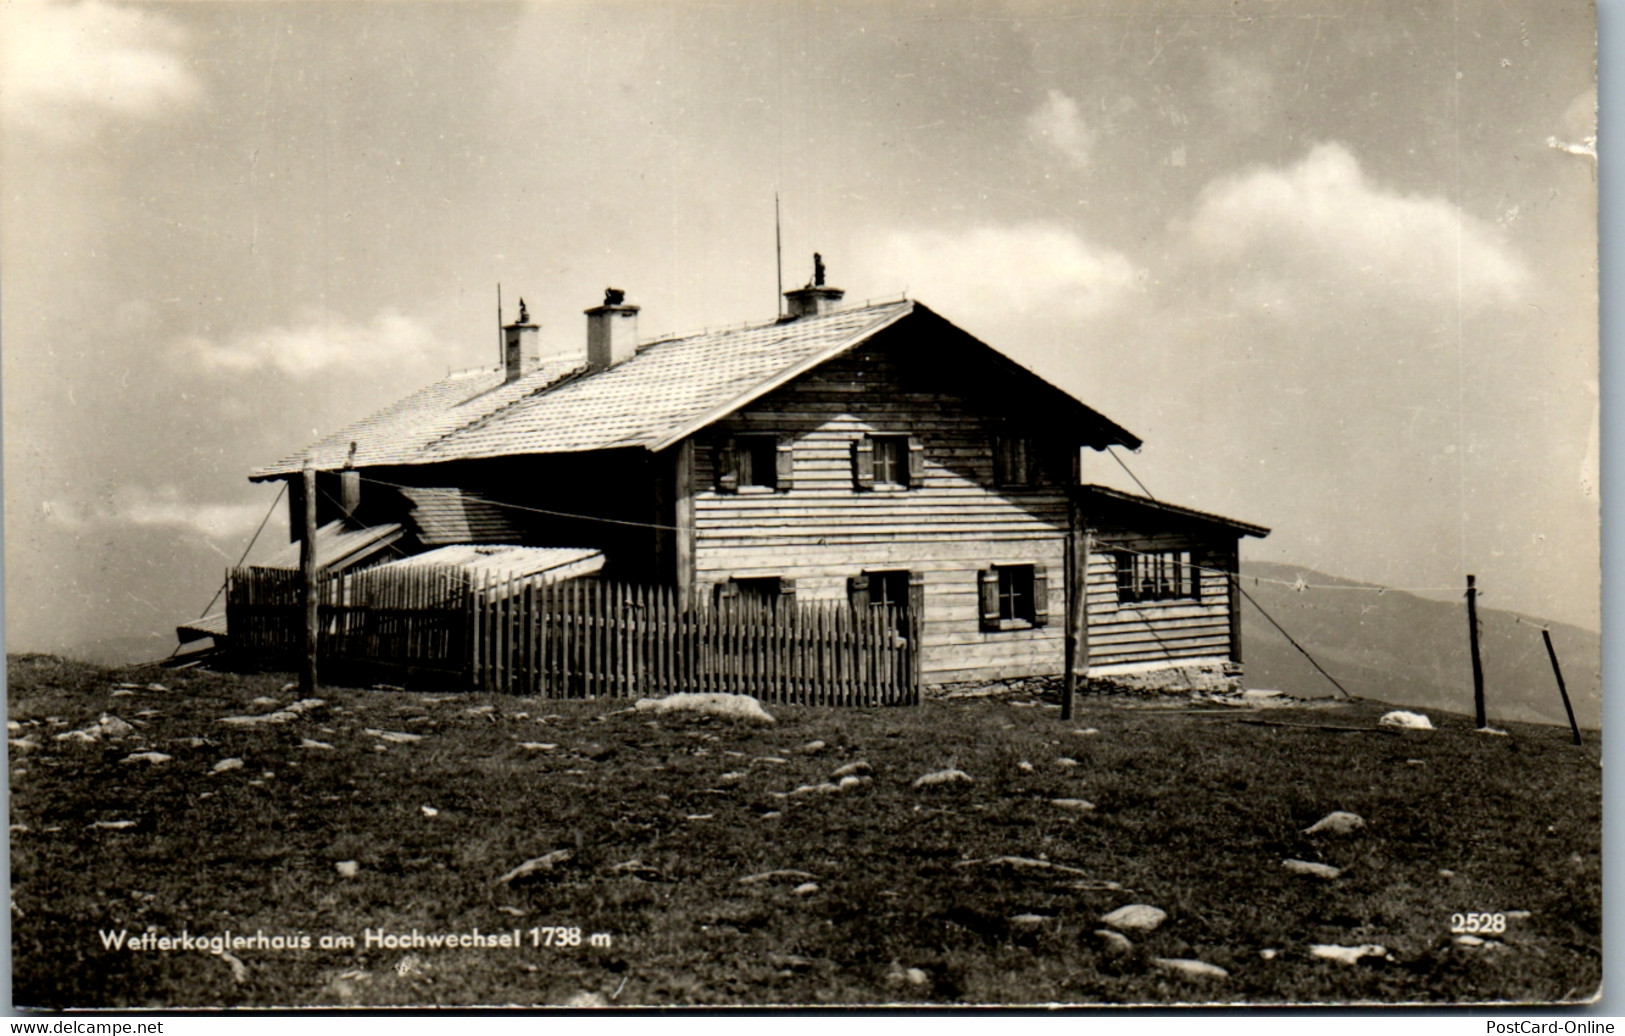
[7,654,1602,1008]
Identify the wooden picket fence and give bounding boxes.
[224,565,920,706]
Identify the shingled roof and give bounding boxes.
[251,298,1137,480]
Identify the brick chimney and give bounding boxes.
[502,297,539,384]
[782,252,845,319]
[585,288,639,372]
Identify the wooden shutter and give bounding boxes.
[1031,564,1050,626]
[907,436,925,484]
[715,437,738,493]
[339,469,361,521]
[847,573,870,611]
[775,436,795,490]
[853,437,875,490]
[907,572,925,630]
[979,569,1000,631]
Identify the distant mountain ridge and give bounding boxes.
[1238,561,1600,730]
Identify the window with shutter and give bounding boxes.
[872,435,910,488]
[983,564,1043,629]
[736,435,778,490]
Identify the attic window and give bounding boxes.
[715,435,794,493]
[1115,549,1199,604]
[994,434,1034,487]
[737,436,779,490]
[853,434,924,490]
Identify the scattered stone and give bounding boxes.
[1438,869,1456,878]
[564,991,608,1008]
[1071,728,1100,737]
[1017,760,1035,772]
[1505,910,1532,920]
[120,751,172,765]
[913,768,972,788]
[1260,948,1279,961]
[686,813,713,821]
[1094,929,1134,956]
[797,740,827,755]
[1310,943,1388,965]
[518,742,558,751]
[1378,710,1434,730]
[1052,798,1097,813]
[1407,759,1425,765]
[756,756,790,765]
[760,811,782,820]
[1476,727,1510,737]
[1152,958,1229,980]
[718,771,747,783]
[1303,811,1365,836]
[56,714,135,743]
[1055,757,1080,768]
[221,951,250,984]
[633,692,775,724]
[299,738,335,751]
[1009,913,1051,929]
[958,856,1097,878]
[497,906,528,917]
[789,782,842,797]
[1242,689,1286,702]
[793,882,820,897]
[251,697,280,707]
[91,820,137,830]
[495,850,574,885]
[582,744,617,761]
[837,775,870,791]
[831,760,872,778]
[211,758,245,774]
[364,729,424,744]
[8,738,41,752]
[1455,934,1486,947]
[333,860,360,878]
[220,712,296,727]
[1282,859,1342,879]
[1101,904,1166,932]
[421,806,439,817]
[9,825,27,835]
[111,690,135,698]
[739,869,817,886]
[55,730,98,744]
[464,704,496,716]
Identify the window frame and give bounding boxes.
[978,563,1050,631]
[1114,548,1200,605]
[735,435,779,492]
[871,435,909,488]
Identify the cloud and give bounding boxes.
[0,1,202,139]
[41,485,270,541]
[1027,89,1094,167]
[1182,142,1527,314]
[173,311,438,378]
[851,224,1140,325]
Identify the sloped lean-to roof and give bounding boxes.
[252,298,1138,479]
[1076,484,1270,538]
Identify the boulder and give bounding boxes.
[1309,943,1388,965]
[633,693,775,724]
[1152,958,1229,980]
[1101,904,1167,932]
[1379,710,1434,730]
[1303,811,1365,836]
[912,768,973,788]
[1282,859,1342,879]
[1094,929,1134,956]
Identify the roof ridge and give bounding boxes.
[635,295,912,349]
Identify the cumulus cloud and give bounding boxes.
[173,311,437,378]
[1183,142,1527,314]
[852,224,1140,324]
[42,485,268,541]
[0,1,202,139]
[1027,89,1094,167]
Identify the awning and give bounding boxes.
[370,544,604,585]
[261,521,405,572]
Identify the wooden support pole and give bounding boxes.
[1466,574,1485,729]
[1541,628,1583,746]
[300,458,320,695]
[1062,497,1089,721]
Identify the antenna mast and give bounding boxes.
[496,283,503,364]
[775,193,784,318]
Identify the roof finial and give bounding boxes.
[813,252,826,287]
[517,297,529,324]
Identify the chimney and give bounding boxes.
[502,296,539,384]
[585,287,639,371]
[782,252,845,319]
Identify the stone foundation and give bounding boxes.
[1084,661,1241,696]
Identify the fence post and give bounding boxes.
[299,458,319,695]
[1466,574,1486,729]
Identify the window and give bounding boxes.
[978,564,1049,630]
[853,434,923,490]
[737,436,778,490]
[847,569,921,639]
[1115,549,1199,604]
[873,436,908,487]
[715,435,793,493]
[993,434,1033,487]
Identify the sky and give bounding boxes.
[0,0,1599,659]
